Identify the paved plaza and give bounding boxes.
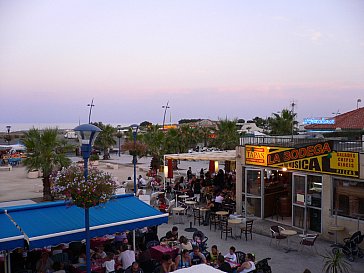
[0,156,363,273]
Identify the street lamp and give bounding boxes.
[130,124,139,195]
[6,125,11,144]
[162,101,170,130]
[116,125,122,157]
[74,123,101,273]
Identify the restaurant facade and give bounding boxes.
[235,140,364,242]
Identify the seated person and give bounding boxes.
[160,254,176,273]
[102,252,116,273]
[36,252,54,273]
[237,253,255,273]
[217,254,232,273]
[189,246,206,265]
[52,261,66,273]
[94,246,107,259]
[206,245,220,265]
[174,249,191,269]
[158,196,168,213]
[125,261,144,273]
[117,244,136,271]
[179,236,192,252]
[202,199,215,225]
[224,246,237,264]
[165,226,178,241]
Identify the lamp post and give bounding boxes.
[117,125,122,157]
[130,124,139,195]
[74,123,101,273]
[162,101,170,130]
[6,125,11,145]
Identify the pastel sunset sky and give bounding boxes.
[0,0,363,126]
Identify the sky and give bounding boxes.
[0,0,364,128]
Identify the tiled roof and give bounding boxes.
[304,107,364,130]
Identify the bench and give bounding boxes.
[0,165,12,171]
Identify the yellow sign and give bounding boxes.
[245,142,359,178]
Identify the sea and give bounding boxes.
[0,122,132,132]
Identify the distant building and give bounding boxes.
[237,122,265,134]
[304,107,364,133]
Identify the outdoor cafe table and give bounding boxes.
[280,229,298,253]
[178,195,189,206]
[91,236,114,249]
[150,245,179,262]
[228,218,243,239]
[198,207,209,222]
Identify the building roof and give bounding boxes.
[304,107,364,131]
[165,150,236,161]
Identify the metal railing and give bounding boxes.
[240,136,364,152]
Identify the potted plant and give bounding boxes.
[90,153,99,166]
[322,249,351,273]
[50,164,117,207]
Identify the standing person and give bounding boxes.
[192,178,202,203]
[117,244,136,271]
[200,168,204,178]
[138,175,147,188]
[187,167,192,181]
[237,253,255,273]
[189,246,206,265]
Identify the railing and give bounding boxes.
[240,136,364,152]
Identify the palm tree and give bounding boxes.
[141,125,165,170]
[269,109,298,136]
[93,122,116,159]
[23,128,71,201]
[213,119,240,150]
[198,126,215,147]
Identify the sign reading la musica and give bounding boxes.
[245,141,359,178]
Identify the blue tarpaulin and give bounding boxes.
[0,211,24,251]
[4,194,168,249]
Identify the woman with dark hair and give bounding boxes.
[237,253,255,273]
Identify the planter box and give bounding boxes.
[27,171,39,179]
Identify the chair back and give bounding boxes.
[270,225,280,237]
[235,251,246,265]
[246,220,254,231]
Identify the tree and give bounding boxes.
[92,122,116,159]
[23,128,71,201]
[197,126,215,147]
[213,119,240,150]
[140,121,152,127]
[141,125,165,170]
[269,109,298,136]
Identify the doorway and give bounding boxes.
[292,173,322,233]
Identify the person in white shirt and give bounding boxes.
[138,175,147,187]
[215,192,224,204]
[224,246,237,264]
[102,253,116,273]
[117,244,136,270]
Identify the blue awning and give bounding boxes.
[5,194,168,249]
[0,211,24,251]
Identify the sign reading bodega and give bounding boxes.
[245,142,359,178]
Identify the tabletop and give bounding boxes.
[172,207,185,212]
[228,219,242,224]
[178,195,189,198]
[215,211,229,216]
[281,230,297,236]
[328,225,345,231]
[185,201,197,205]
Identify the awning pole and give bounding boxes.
[163,155,166,191]
[133,230,136,251]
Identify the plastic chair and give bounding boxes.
[270,225,287,246]
[240,219,254,241]
[235,251,246,265]
[299,234,319,253]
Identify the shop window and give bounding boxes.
[307,175,322,208]
[333,178,364,218]
[247,170,261,196]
